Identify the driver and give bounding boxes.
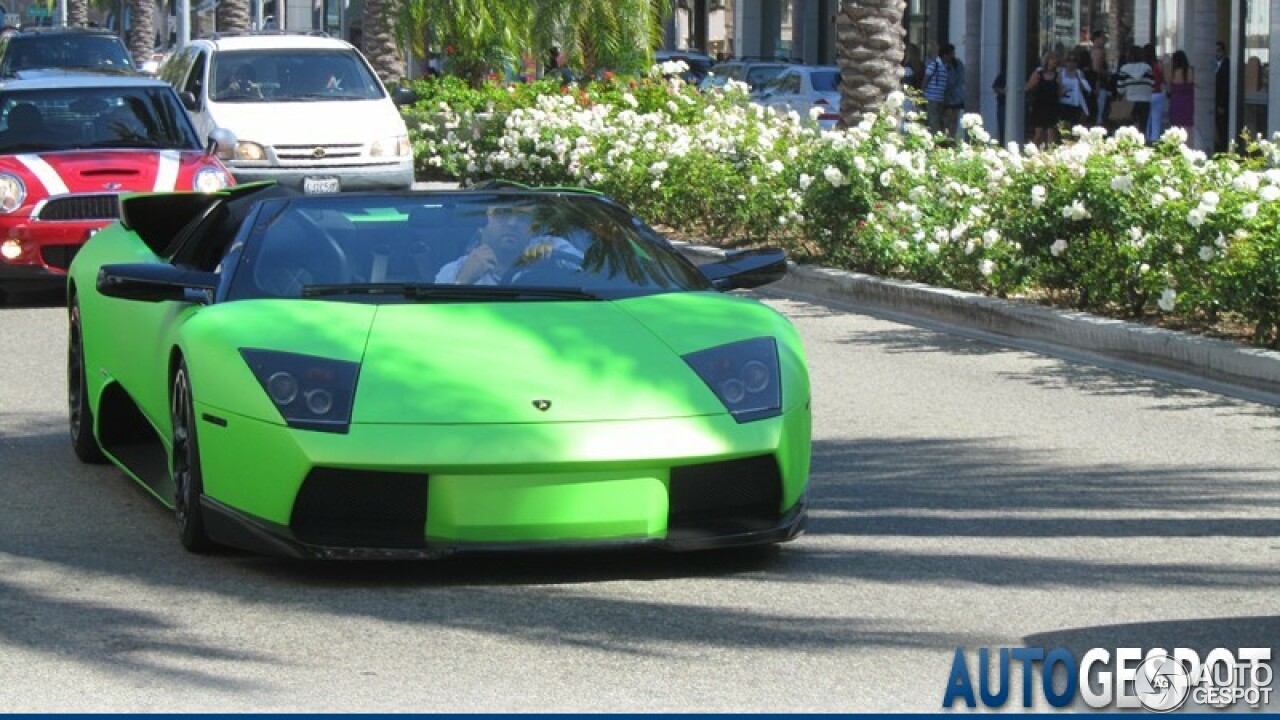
[435,205,580,285]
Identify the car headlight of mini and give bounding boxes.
[0,173,26,213]
[683,337,781,423]
[369,134,410,157]
[192,165,230,192]
[234,141,267,161]
[240,349,360,433]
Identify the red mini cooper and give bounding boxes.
[0,71,235,301]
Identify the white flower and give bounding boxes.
[1242,202,1259,220]
[808,106,824,121]
[1031,185,1047,208]
[879,170,894,186]
[1062,200,1091,221]
[823,165,847,187]
[964,240,976,255]
[1199,245,1215,262]
[1233,171,1261,192]
[853,156,868,173]
[926,241,941,254]
[1139,263,1151,274]
[934,228,949,243]
[1186,207,1207,227]
[1260,185,1280,202]
[1173,243,1184,256]
[1157,288,1177,312]
[893,239,909,251]
[1134,148,1153,166]
[767,159,785,175]
[979,259,995,277]
[982,229,999,245]
[651,180,661,190]
[648,160,668,176]
[1151,192,1167,207]
[1050,238,1068,257]
[1160,126,1189,145]
[1110,175,1134,192]
[1200,191,1221,209]
[1215,233,1229,249]
[1128,226,1144,242]
[884,90,905,112]
[798,173,813,190]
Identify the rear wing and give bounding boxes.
[120,182,276,257]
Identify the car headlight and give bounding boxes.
[683,337,781,423]
[0,173,26,213]
[192,166,230,192]
[369,135,410,157]
[234,141,267,161]
[240,349,360,433]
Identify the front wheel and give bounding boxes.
[171,359,214,553]
[68,299,106,464]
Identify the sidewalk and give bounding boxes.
[674,242,1280,405]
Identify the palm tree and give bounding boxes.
[68,0,90,27]
[538,0,668,78]
[394,1,523,85]
[216,0,250,34]
[835,0,906,125]
[365,0,406,84]
[127,0,155,66]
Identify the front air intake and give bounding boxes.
[667,454,783,538]
[290,468,428,548]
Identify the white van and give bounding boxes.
[159,33,415,192]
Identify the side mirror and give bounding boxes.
[179,90,200,112]
[700,247,788,291]
[391,85,417,107]
[206,127,237,161]
[97,264,218,303]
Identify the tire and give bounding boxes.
[171,359,214,553]
[68,299,107,464]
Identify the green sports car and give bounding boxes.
[67,183,811,558]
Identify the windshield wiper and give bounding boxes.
[302,283,600,301]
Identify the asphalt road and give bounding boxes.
[1,287,1278,712]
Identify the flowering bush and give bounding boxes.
[404,74,1280,347]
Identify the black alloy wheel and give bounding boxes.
[68,298,106,464]
[171,359,214,552]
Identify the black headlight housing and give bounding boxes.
[240,349,360,433]
[683,337,781,423]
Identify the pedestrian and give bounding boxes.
[991,69,1007,144]
[1116,45,1154,133]
[1090,29,1111,126]
[922,43,953,136]
[944,50,966,138]
[1025,51,1062,146]
[1058,52,1092,129]
[902,42,924,91]
[1145,45,1166,142]
[1215,41,1230,152]
[1167,49,1195,134]
[546,46,573,86]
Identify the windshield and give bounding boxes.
[228,194,713,302]
[1,35,134,74]
[0,87,201,152]
[210,49,385,102]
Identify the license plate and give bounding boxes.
[303,177,341,194]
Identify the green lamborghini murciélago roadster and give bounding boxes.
[66,182,811,558]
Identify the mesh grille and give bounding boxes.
[668,454,783,536]
[290,468,429,548]
[37,195,120,221]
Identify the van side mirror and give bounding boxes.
[206,127,238,161]
[391,85,417,106]
[180,90,199,112]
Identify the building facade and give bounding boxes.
[669,0,1280,150]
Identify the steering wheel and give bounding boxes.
[500,248,584,286]
[253,213,352,296]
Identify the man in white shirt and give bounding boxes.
[435,205,581,285]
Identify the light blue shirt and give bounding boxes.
[435,234,582,285]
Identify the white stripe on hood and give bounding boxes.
[153,150,181,191]
[15,154,69,196]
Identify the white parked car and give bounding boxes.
[159,33,415,192]
[756,65,842,130]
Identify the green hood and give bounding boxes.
[353,300,723,424]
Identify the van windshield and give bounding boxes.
[210,49,385,103]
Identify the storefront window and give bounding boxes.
[1241,0,1270,137]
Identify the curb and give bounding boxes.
[674,242,1280,400]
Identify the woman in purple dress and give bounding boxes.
[1167,50,1195,132]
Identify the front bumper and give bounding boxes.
[193,404,812,557]
[228,160,414,191]
[0,218,107,289]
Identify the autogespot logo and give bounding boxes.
[942,646,1273,711]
